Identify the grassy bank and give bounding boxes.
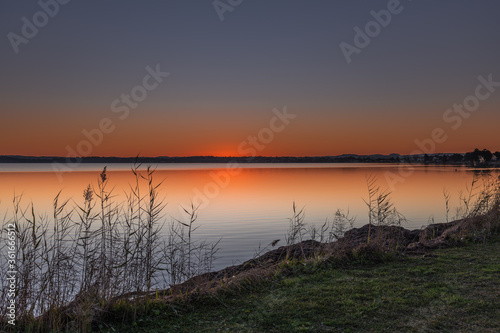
[103,237,500,332]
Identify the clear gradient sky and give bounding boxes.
[1,0,499,157]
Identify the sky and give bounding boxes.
[1,0,499,157]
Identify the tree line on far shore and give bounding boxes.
[420,148,500,166]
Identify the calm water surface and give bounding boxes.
[0,163,497,269]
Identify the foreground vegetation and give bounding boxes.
[103,237,500,332]
[100,172,500,333]
[0,164,219,332]
[0,165,499,332]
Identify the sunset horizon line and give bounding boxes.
[1,149,498,160]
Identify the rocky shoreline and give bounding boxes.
[55,213,496,327]
[147,214,491,298]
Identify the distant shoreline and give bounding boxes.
[0,153,499,166]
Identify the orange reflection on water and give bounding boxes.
[0,164,487,225]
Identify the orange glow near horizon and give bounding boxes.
[1,105,499,157]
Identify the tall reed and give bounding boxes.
[0,166,219,332]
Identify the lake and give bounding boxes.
[0,163,498,270]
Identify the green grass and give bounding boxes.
[101,238,500,333]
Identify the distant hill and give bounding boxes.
[0,151,497,166]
